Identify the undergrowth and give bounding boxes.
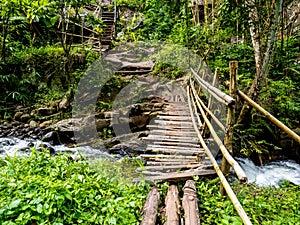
[0,152,299,224]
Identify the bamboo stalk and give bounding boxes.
[197,95,225,132]
[135,169,216,182]
[66,19,99,34]
[238,90,300,144]
[191,68,235,106]
[190,84,247,182]
[182,180,200,225]
[207,68,219,111]
[204,0,208,25]
[191,81,204,127]
[220,61,238,194]
[56,31,99,40]
[187,86,253,225]
[141,186,160,225]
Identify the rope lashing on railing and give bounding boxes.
[190,68,235,106]
[189,82,247,182]
[187,86,253,225]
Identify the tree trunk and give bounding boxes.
[237,0,283,125]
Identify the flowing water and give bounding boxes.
[237,157,300,187]
[0,137,115,161]
[1,137,300,187]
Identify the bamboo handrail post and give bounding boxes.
[220,61,238,194]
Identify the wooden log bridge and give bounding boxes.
[138,62,254,224]
[141,180,200,225]
[140,100,216,182]
[137,60,300,224]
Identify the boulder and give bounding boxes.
[20,114,30,122]
[29,120,38,128]
[59,96,70,110]
[39,120,53,129]
[13,112,23,121]
[130,114,149,129]
[96,119,110,130]
[37,107,56,116]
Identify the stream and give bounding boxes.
[1,137,300,187]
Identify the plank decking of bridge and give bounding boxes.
[139,100,215,182]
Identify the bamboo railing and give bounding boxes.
[187,86,252,225]
[238,90,300,144]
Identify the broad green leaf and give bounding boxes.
[8,199,21,209]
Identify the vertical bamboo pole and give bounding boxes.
[201,68,219,136]
[220,61,238,195]
[195,0,199,24]
[212,0,215,35]
[204,0,208,25]
[81,17,84,47]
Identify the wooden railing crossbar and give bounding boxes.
[191,68,235,106]
[187,86,253,225]
[191,79,225,132]
[190,82,247,182]
[238,90,300,144]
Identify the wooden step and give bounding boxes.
[148,148,204,155]
[157,116,193,121]
[147,158,199,163]
[146,161,200,166]
[141,154,198,160]
[138,164,203,172]
[143,136,199,143]
[152,141,200,148]
[150,130,198,137]
[147,145,202,151]
[154,120,194,125]
[134,169,216,182]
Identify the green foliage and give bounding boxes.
[196,178,300,224]
[0,46,98,115]
[0,154,299,224]
[151,62,185,80]
[0,151,149,224]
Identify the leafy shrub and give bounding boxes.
[0,151,149,224]
[196,178,300,224]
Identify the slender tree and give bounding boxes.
[237,0,284,125]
